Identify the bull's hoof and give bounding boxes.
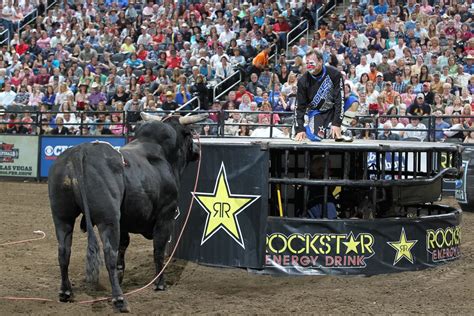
[58,290,73,302]
[154,276,166,291]
[112,296,130,313]
[154,283,166,291]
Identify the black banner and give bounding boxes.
[263,208,461,275]
[174,144,269,268]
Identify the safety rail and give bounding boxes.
[212,70,241,101]
[285,19,309,57]
[1,110,473,142]
[315,0,338,30]
[0,29,10,48]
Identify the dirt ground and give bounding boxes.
[0,181,473,315]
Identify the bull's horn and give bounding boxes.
[179,113,209,125]
[140,112,162,121]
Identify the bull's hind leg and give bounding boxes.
[117,232,130,284]
[97,222,130,313]
[153,219,173,291]
[52,213,77,302]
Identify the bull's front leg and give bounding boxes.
[152,219,173,291]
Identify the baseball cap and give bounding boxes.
[376,72,383,77]
[417,93,425,99]
[370,62,377,67]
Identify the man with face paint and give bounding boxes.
[294,50,345,141]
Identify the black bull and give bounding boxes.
[48,113,206,312]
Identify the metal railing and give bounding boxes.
[315,0,338,30]
[1,110,473,142]
[212,70,241,101]
[285,19,309,57]
[178,96,200,113]
[0,29,10,48]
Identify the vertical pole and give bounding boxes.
[323,152,329,218]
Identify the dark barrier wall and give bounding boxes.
[39,136,127,177]
[174,144,269,268]
[264,208,461,275]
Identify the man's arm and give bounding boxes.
[295,76,308,134]
[331,72,344,127]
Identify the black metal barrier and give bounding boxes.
[171,138,462,275]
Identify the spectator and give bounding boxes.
[379,122,401,140]
[0,83,17,108]
[6,118,28,134]
[161,91,178,111]
[404,116,427,141]
[50,117,70,135]
[408,93,431,116]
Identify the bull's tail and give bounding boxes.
[71,151,101,284]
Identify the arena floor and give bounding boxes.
[0,181,473,315]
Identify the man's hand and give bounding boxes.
[294,131,306,141]
[330,125,342,139]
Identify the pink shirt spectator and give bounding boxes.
[37,36,51,50]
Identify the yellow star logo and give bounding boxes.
[387,228,418,265]
[193,163,260,249]
[343,233,360,254]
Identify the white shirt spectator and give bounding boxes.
[355,63,370,80]
[404,122,427,141]
[355,33,370,50]
[393,43,406,60]
[218,29,235,46]
[455,72,470,89]
[215,60,234,81]
[137,32,153,46]
[366,51,383,66]
[0,89,17,108]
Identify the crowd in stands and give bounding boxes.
[0,0,473,143]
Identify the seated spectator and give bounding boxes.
[443,114,465,140]
[50,117,70,135]
[161,91,178,111]
[6,117,28,134]
[433,111,451,141]
[215,55,234,82]
[12,85,30,106]
[404,116,427,141]
[92,120,113,136]
[408,94,431,116]
[110,114,127,135]
[379,122,401,140]
[124,52,144,69]
[246,73,264,96]
[0,83,17,108]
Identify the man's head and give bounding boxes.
[416,93,425,103]
[410,116,420,126]
[306,50,324,75]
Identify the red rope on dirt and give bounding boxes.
[78,133,203,304]
[0,230,47,247]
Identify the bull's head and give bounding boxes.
[139,112,208,163]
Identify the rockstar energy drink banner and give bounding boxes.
[264,209,461,275]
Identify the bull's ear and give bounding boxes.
[140,112,162,122]
[179,113,209,125]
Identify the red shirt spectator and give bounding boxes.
[235,84,254,103]
[15,42,29,56]
[166,50,182,69]
[273,16,290,33]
